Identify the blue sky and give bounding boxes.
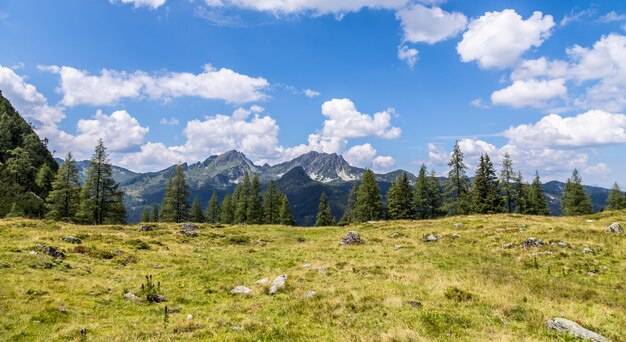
[1,0,626,187]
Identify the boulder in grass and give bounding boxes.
[605,222,623,234]
[180,230,198,237]
[231,286,253,294]
[546,318,608,342]
[181,222,198,230]
[340,231,364,245]
[268,275,287,295]
[61,236,81,244]
[138,225,153,232]
[422,234,438,242]
[520,237,543,249]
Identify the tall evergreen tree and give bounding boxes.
[219,194,234,224]
[415,166,444,219]
[355,169,383,222]
[472,154,504,214]
[523,171,549,215]
[46,152,81,221]
[160,164,189,223]
[427,169,444,218]
[206,192,220,223]
[499,152,516,213]
[561,169,593,216]
[151,203,159,222]
[386,172,414,220]
[444,141,472,215]
[339,181,359,224]
[278,194,295,226]
[263,180,281,224]
[190,197,204,223]
[315,192,336,226]
[234,172,250,224]
[246,174,263,224]
[77,139,126,224]
[35,163,55,199]
[606,183,626,210]
[141,206,151,222]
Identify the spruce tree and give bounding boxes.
[246,174,263,224]
[513,172,528,214]
[606,183,625,210]
[141,206,151,222]
[234,172,250,224]
[151,204,159,222]
[315,192,336,226]
[190,197,204,223]
[427,169,444,218]
[206,192,220,223]
[279,194,295,226]
[444,141,471,215]
[561,169,593,216]
[220,194,234,224]
[355,169,383,222]
[263,180,281,224]
[77,139,125,224]
[35,163,55,199]
[524,171,549,215]
[414,165,430,219]
[339,181,359,224]
[386,172,413,220]
[46,152,81,221]
[472,154,504,214]
[160,164,189,223]
[499,152,516,213]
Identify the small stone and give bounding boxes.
[585,219,595,223]
[80,328,87,336]
[113,250,124,255]
[180,230,198,237]
[255,278,269,285]
[546,317,608,342]
[231,286,252,294]
[340,231,364,245]
[453,223,463,227]
[29,250,38,255]
[152,264,163,269]
[61,236,81,244]
[181,222,198,230]
[394,244,405,250]
[582,248,594,254]
[520,237,543,249]
[138,225,153,232]
[407,300,422,308]
[268,274,287,295]
[422,234,438,242]
[605,222,623,234]
[233,326,243,331]
[124,292,137,299]
[306,290,316,298]
[389,231,404,238]
[315,266,329,273]
[302,263,312,268]
[187,314,193,320]
[557,241,568,247]
[500,243,512,249]
[451,233,461,238]
[148,295,167,303]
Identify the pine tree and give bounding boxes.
[339,181,359,224]
[46,152,81,221]
[386,172,414,220]
[414,165,430,219]
[499,152,516,213]
[606,183,626,210]
[472,154,504,214]
[561,169,593,216]
[444,141,472,215]
[76,139,125,224]
[513,172,528,214]
[234,172,250,224]
[246,174,263,224]
[279,194,295,226]
[190,197,204,223]
[427,169,444,218]
[141,206,151,222]
[220,194,234,224]
[263,180,281,224]
[151,204,159,222]
[35,163,54,199]
[315,192,336,226]
[524,171,549,215]
[355,169,383,222]
[160,164,189,223]
[206,192,220,223]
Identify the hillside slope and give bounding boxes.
[0,212,624,341]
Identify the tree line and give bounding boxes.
[140,167,296,225]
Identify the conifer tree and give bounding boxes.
[606,183,625,210]
[355,169,383,222]
[77,139,126,224]
[561,169,593,216]
[190,197,204,223]
[315,192,336,226]
[263,180,281,224]
[427,169,444,217]
[414,165,430,219]
[386,172,413,220]
[160,164,189,223]
[279,194,295,226]
[524,171,549,215]
[219,194,234,224]
[141,206,151,222]
[513,172,528,214]
[35,163,54,199]
[499,152,516,213]
[339,181,359,224]
[472,153,504,214]
[151,204,159,222]
[206,192,220,223]
[46,152,81,221]
[246,174,263,224]
[234,172,250,224]
[444,141,472,215]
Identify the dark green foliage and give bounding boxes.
[263,180,281,224]
[606,183,626,211]
[355,170,383,222]
[35,163,54,199]
[46,153,81,221]
[315,192,336,226]
[444,141,472,215]
[151,204,159,222]
[472,154,504,214]
[561,169,593,216]
[76,140,126,224]
[339,181,359,224]
[219,194,234,224]
[141,207,151,223]
[234,172,250,224]
[279,194,295,226]
[386,172,414,220]
[205,192,220,223]
[444,287,473,302]
[522,172,549,215]
[246,174,263,224]
[160,165,189,223]
[499,153,516,213]
[190,197,204,223]
[414,165,443,219]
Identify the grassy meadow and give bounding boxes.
[0,212,624,341]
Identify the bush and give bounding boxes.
[444,287,473,302]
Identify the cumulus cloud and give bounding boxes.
[320,98,401,139]
[491,79,567,108]
[112,0,166,9]
[343,143,395,171]
[40,64,269,106]
[398,45,419,69]
[457,9,554,69]
[599,11,626,23]
[397,4,467,44]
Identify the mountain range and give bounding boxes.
[58,150,611,226]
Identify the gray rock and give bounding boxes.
[340,231,364,245]
[557,241,569,247]
[453,223,463,227]
[582,247,594,254]
[255,278,269,285]
[606,222,623,234]
[389,231,404,238]
[138,225,154,232]
[501,243,513,249]
[33,244,65,259]
[546,317,608,342]
[520,237,543,249]
[422,234,438,242]
[180,230,198,237]
[306,290,316,298]
[231,286,252,294]
[268,274,287,295]
[451,233,461,238]
[61,236,81,244]
[124,292,137,299]
[181,222,198,230]
[315,266,329,273]
[585,219,595,223]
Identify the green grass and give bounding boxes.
[0,212,624,341]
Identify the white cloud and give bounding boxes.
[74,110,149,153]
[457,9,554,69]
[320,98,401,139]
[303,89,321,97]
[41,64,269,106]
[398,45,419,69]
[373,155,396,170]
[599,11,626,23]
[159,117,180,126]
[205,0,409,16]
[510,57,570,81]
[343,143,395,172]
[470,98,489,108]
[559,9,594,27]
[112,0,166,9]
[491,79,566,108]
[397,4,467,44]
